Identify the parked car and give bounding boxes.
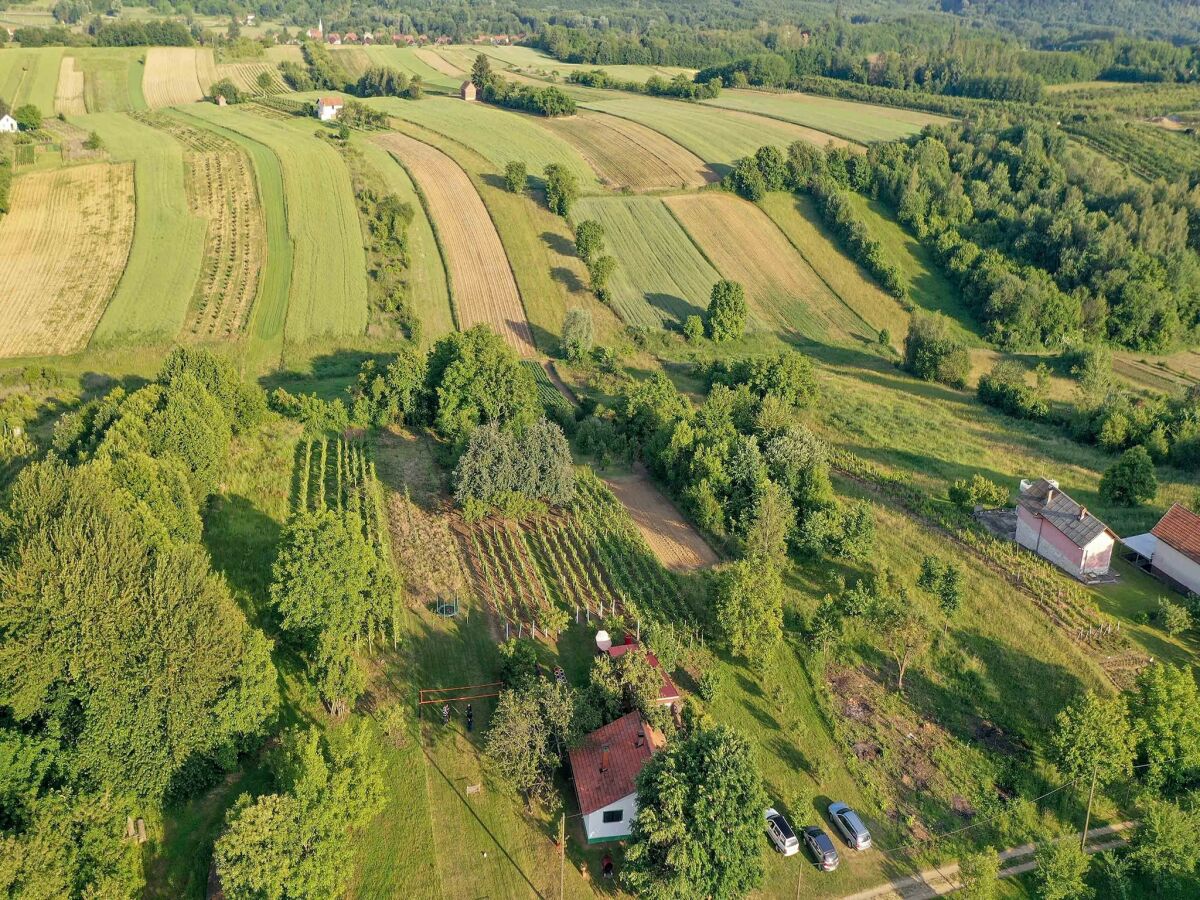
[764,807,799,856]
[828,802,872,850]
[801,826,840,871]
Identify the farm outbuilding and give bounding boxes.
[316,97,343,121]
[1128,503,1200,596]
[569,712,663,844]
[1015,478,1116,581]
[0,114,18,133]
[604,636,681,707]
[460,80,478,101]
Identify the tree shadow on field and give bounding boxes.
[259,350,390,400]
[550,265,585,293]
[645,291,702,324]
[540,230,575,256]
[202,493,282,633]
[529,322,561,355]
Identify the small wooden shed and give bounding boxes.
[460,80,478,101]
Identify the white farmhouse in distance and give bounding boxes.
[316,97,343,121]
[0,114,19,133]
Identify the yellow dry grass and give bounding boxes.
[375,130,534,357]
[53,55,86,115]
[0,163,135,356]
[542,110,716,192]
[143,48,215,108]
[604,472,719,571]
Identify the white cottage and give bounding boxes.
[569,712,662,844]
[315,96,343,121]
[0,114,19,133]
[1149,504,1200,596]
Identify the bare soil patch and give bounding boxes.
[603,470,719,572]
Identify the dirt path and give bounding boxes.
[842,821,1135,900]
[604,468,720,572]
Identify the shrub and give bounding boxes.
[684,315,704,343]
[504,160,527,194]
[903,312,969,387]
[949,474,1009,510]
[1099,446,1157,506]
[705,280,747,343]
[977,360,1050,420]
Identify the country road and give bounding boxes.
[841,821,1135,900]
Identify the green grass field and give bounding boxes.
[361,44,469,94]
[66,47,147,113]
[462,43,695,83]
[86,111,207,346]
[366,96,601,192]
[0,46,64,114]
[185,104,369,346]
[352,135,456,347]
[705,89,948,143]
[580,96,850,174]
[573,195,719,329]
[759,191,911,347]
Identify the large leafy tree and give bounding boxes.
[713,559,784,671]
[1100,445,1158,506]
[1129,796,1200,886]
[1034,839,1093,900]
[1050,692,1135,787]
[705,280,748,343]
[1129,662,1200,790]
[624,725,767,900]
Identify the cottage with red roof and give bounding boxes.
[315,97,343,121]
[605,638,680,707]
[1015,478,1116,580]
[1145,503,1200,596]
[569,712,663,843]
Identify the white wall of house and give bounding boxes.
[0,115,18,133]
[317,103,341,121]
[583,792,638,843]
[1152,543,1200,596]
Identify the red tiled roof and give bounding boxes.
[1152,503,1200,565]
[607,641,680,703]
[569,712,660,815]
[318,97,343,106]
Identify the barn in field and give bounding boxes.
[460,80,478,101]
[316,97,343,121]
[1015,478,1116,580]
[569,712,663,844]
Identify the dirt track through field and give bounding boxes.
[604,470,719,572]
[375,130,535,357]
[0,163,135,356]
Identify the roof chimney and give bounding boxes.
[600,745,610,773]
[1046,488,1055,503]
[1079,506,1087,521]
[635,727,645,749]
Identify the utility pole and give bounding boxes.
[559,812,566,900]
[1081,762,1099,851]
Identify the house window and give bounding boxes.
[602,809,624,824]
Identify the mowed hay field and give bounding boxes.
[413,47,464,77]
[759,191,911,342]
[541,109,715,191]
[137,112,265,340]
[185,104,368,343]
[61,48,147,113]
[361,45,460,93]
[367,96,599,192]
[666,192,876,344]
[705,89,948,143]
[90,112,208,345]
[581,96,852,172]
[0,163,135,356]
[53,56,86,115]
[573,195,718,329]
[376,130,535,356]
[143,47,216,108]
[0,47,64,114]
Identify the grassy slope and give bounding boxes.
[171,106,292,375]
[579,96,849,175]
[759,191,911,347]
[361,44,461,94]
[705,89,947,143]
[0,46,63,114]
[366,96,600,193]
[67,47,147,113]
[381,116,622,352]
[473,43,694,83]
[86,111,207,346]
[184,104,368,346]
[573,195,718,329]
[352,136,456,347]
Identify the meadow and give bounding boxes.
[572,195,719,329]
[184,104,369,345]
[62,48,147,113]
[666,192,876,345]
[464,43,696,83]
[705,89,947,143]
[375,130,535,357]
[360,44,462,93]
[540,109,716,192]
[0,46,63,114]
[0,162,135,356]
[580,96,851,174]
[142,47,216,108]
[87,111,208,346]
[366,95,600,192]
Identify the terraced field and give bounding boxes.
[361,45,460,93]
[581,96,852,173]
[573,195,718,329]
[704,89,947,143]
[143,47,216,108]
[184,104,369,343]
[367,96,599,191]
[375,130,535,356]
[89,112,208,345]
[0,46,63,114]
[0,163,135,356]
[666,192,875,344]
[541,109,715,191]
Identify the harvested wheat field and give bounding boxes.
[53,55,86,115]
[143,48,216,108]
[0,163,135,356]
[215,61,289,96]
[137,112,265,339]
[542,110,715,191]
[666,192,875,345]
[376,131,534,356]
[604,471,718,572]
